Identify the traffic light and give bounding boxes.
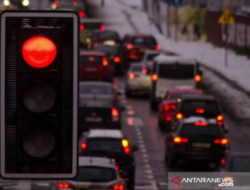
[0,10,79,179]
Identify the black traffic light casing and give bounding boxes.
[0,10,79,179]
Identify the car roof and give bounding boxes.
[80,51,106,56]
[182,116,217,125]
[126,34,155,38]
[79,81,112,87]
[80,18,102,23]
[169,88,204,94]
[79,156,115,168]
[154,54,197,64]
[88,129,124,139]
[181,94,215,101]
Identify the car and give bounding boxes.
[56,156,126,190]
[164,117,229,169]
[93,44,126,73]
[79,18,105,49]
[89,30,122,49]
[157,88,204,131]
[79,51,113,82]
[122,34,160,62]
[125,63,151,96]
[79,81,124,133]
[149,54,203,109]
[170,94,228,133]
[79,129,139,190]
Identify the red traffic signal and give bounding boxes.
[22,36,57,68]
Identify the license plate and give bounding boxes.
[103,40,116,45]
[86,117,102,122]
[193,143,211,148]
[84,67,97,71]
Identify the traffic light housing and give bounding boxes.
[0,11,79,179]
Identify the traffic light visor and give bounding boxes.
[22,36,57,68]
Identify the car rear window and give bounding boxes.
[93,46,118,55]
[171,92,201,100]
[131,37,157,46]
[181,100,220,116]
[180,124,222,138]
[79,84,113,95]
[158,64,195,79]
[98,32,119,39]
[74,166,116,182]
[230,157,250,172]
[87,139,124,153]
[130,65,143,72]
[82,23,101,30]
[146,53,160,61]
[80,55,103,64]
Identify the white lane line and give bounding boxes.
[147,175,154,179]
[135,185,154,190]
[139,144,145,149]
[142,154,148,158]
[140,148,146,153]
[151,180,159,190]
[143,159,149,163]
[159,182,168,186]
[137,135,143,140]
[137,139,144,144]
[145,169,153,174]
[144,164,151,169]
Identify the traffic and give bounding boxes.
[0,0,250,190]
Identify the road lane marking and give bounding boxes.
[137,139,144,144]
[151,180,159,190]
[145,169,153,174]
[135,185,155,190]
[137,135,143,139]
[144,164,151,168]
[143,159,149,163]
[147,175,154,179]
[159,182,168,186]
[139,144,145,149]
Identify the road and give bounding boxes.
[1,0,250,190]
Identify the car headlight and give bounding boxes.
[22,0,29,6]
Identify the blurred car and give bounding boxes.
[79,51,113,82]
[171,94,228,133]
[79,81,124,133]
[125,64,151,96]
[56,156,126,190]
[164,117,229,169]
[157,88,204,131]
[122,34,160,62]
[79,18,105,48]
[149,54,202,109]
[89,30,122,49]
[93,44,126,73]
[79,129,139,190]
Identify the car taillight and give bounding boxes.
[195,74,201,83]
[58,182,74,189]
[196,109,204,114]
[214,138,229,145]
[217,115,224,126]
[73,1,78,6]
[94,42,99,47]
[81,142,87,149]
[127,44,133,49]
[79,11,85,18]
[109,184,125,190]
[115,165,119,171]
[112,108,119,122]
[194,121,208,126]
[175,113,183,119]
[165,116,171,121]
[164,104,176,111]
[128,73,135,79]
[80,24,84,30]
[173,136,188,144]
[155,45,161,50]
[102,57,108,66]
[113,56,121,63]
[122,139,130,154]
[221,158,226,165]
[151,73,158,81]
[100,24,105,30]
[142,68,147,74]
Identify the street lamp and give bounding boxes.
[3,0,10,6]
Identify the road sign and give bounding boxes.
[218,9,235,24]
[0,10,79,179]
[171,0,183,5]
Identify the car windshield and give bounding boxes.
[146,53,160,61]
[98,32,119,39]
[79,84,113,95]
[180,124,222,138]
[131,37,156,46]
[80,55,103,64]
[158,64,195,79]
[181,100,220,116]
[230,157,250,172]
[73,167,116,182]
[87,138,124,153]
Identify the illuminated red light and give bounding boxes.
[194,121,208,126]
[115,165,119,171]
[151,73,158,81]
[128,73,135,79]
[113,185,125,190]
[80,24,85,30]
[155,45,161,50]
[113,56,121,63]
[112,108,119,116]
[214,138,229,145]
[81,143,87,149]
[73,1,78,6]
[22,36,57,68]
[100,24,105,30]
[142,69,147,74]
[79,11,85,18]
[195,74,201,82]
[173,136,188,143]
[127,44,133,49]
[196,109,204,114]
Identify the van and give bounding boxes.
[149,55,202,109]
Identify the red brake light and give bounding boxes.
[58,182,74,189]
[194,121,208,126]
[142,69,147,74]
[196,109,204,114]
[151,73,158,81]
[124,146,130,154]
[127,44,133,49]
[81,142,87,149]
[195,74,201,82]
[221,158,226,165]
[100,24,105,30]
[80,24,85,30]
[176,113,183,119]
[102,57,108,66]
[128,73,135,79]
[173,136,188,144]
[113,56,121,63]
[79,11,85,18]
[164,104,176,111]
[112,108,119,117]
[155,45,161,50]
[73,1,78,6]
[22,36,57,68]
[115,165,119,171]
[111,184,125,190]
[217,115,224,121]
[214,138,229,145]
